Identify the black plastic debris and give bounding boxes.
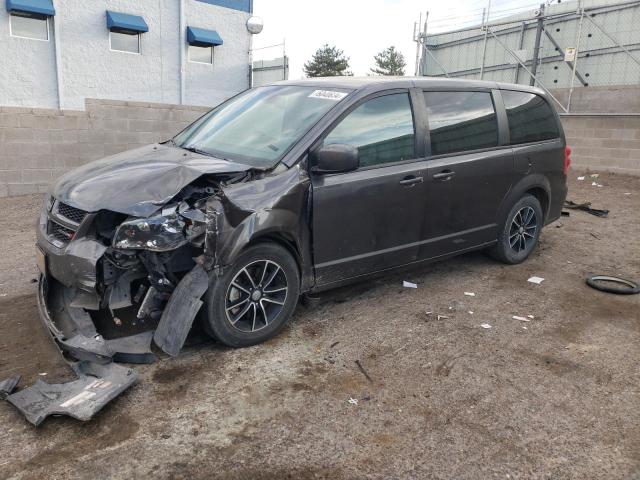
[0,376,20,399]
[564,200,609,218]
[4,362,137,426]
[153,264,210,356]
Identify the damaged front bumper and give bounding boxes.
[36,273,156,365]
[34,195,213,365]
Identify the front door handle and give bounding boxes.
[433,170,455,181]
[399,176,424,186]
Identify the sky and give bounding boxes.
[252,0,541,79]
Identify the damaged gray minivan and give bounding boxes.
[36,77,569,362]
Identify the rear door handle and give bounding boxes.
[399,176,424,186]
[433,170,455,181]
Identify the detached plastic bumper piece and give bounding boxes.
[4,362,137,427]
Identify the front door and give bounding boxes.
[311,91,428,286]
[419,90,515,259]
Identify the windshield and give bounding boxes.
[173,86,351,167]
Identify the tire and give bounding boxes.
[489,194,543,265]
[586,275,640,295]
[204,243,300,347]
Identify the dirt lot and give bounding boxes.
[0,170,638,480]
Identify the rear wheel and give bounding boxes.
[204,243,300,347]
[489,194,543,264]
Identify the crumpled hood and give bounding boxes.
[52,144,252,217]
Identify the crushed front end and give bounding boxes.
[35,180,228,364]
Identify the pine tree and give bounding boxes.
[303,44,352,77]
[370,46,406,76]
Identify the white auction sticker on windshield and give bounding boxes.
[308,90,348,101]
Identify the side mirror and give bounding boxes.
[311,144,359,174]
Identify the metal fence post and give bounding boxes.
[530,3,545,86]
[479,0,491,79]
[567,8,585,113]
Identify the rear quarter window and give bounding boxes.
[502,91,560,144]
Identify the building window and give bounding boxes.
[188,45,214,64]
[10,14,49,41]
[110,31,140,54]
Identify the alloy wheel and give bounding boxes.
[509,206,537,253]
[225,260,288,333]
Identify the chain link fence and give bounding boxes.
[417,0,640,113]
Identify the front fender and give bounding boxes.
[203,165,314,291]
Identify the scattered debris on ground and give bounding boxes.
[585,275,640,295]
[403,281,418,288]
[564,200,609,218]
[4,362,137,426]
[355,359,374,384]
[528,276,545,284]
[0,376,20,399]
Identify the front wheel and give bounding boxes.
[489,194,543,264]
[204,243,300,347]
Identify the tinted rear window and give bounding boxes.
[424,91,498,156]
[502,91,560,144]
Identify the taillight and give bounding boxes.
[563,146,572,176]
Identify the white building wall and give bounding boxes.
[0,13,58,108]
[0,0,252,110]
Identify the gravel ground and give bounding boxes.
[0,170,638,480]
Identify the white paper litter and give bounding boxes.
[590,173,599,178]
[527,315,535,319]
[348,397,358,405]
[577,176,585,181]
[480,323,492,329]
[528,276,545,284]
[403,281,418,289]
[624,192,631,195]
[468,311,474,314]
[464,292,476,297]
[512,315,530,322]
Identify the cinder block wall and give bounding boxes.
[561,115,640,175]
[0,99,208,197]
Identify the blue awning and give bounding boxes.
[187,26,223,47]
[106,10,148,34]
[6,0,55,16]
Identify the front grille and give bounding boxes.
[57,202,88,224]
[48,221,75,244]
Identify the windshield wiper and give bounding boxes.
[179,145,214,157]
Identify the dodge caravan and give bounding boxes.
[36,77,569,361]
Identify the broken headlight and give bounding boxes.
[112,205,206,252]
